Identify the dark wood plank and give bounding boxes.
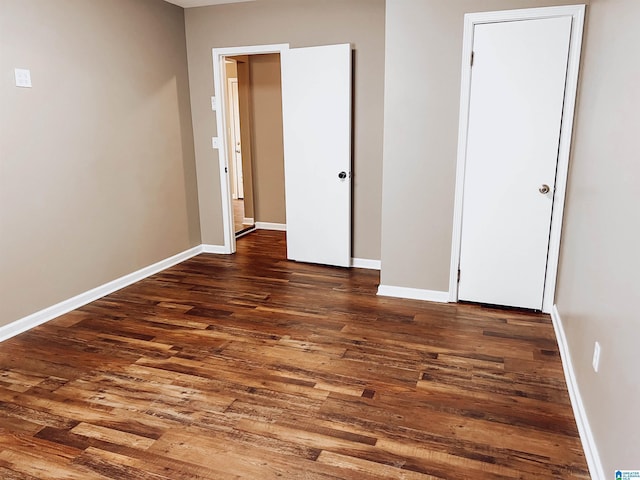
[0,231,589,479]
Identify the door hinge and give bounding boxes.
[457,268,461,283]
[225,167,228,173]
[470,51,474,67]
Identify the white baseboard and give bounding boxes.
[550,305,605,480]
[201,244,229,254]
[377,284,449,303]
[0,245,203,343]
[350,258,381,270]
[255,222,286,231]
[235,227,256,239]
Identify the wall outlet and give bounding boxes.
[592,341,601,373]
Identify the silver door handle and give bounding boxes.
[539,184,550,194]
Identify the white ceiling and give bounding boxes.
[164,0,255,7]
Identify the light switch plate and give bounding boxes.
[211,96,217,111]
[15,68,32,88]
[212,137,219,149]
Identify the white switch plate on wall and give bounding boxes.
[15,68,32,88]
[212,137,219,149]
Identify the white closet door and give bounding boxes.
[458,17,572,309]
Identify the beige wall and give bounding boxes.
[235,57,255,220]
[380,0,587,291]
[184,0,385,258]
[236,55,256,221]
[555,0,640,472]
[0,0,200,326]
[249,54,285,224]
[225,60,238,79]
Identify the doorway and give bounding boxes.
[213,44,288,253]
[212,43,353,267]
[449,5,585,313]
[224,58,255,237]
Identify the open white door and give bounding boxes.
[457,17,572,310]
[281,44,352,267]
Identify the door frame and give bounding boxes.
[212,44,289,254]
[227,77,243,200]
[448,5,585,313]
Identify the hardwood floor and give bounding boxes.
[0,231,588,479]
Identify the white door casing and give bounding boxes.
[212,44,289,254]
[281,44,352,267]
[449,6,585,312]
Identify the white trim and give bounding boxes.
[377,285,449,303]
[448,5,585,313]
[350,258,381,270]
[255,222,286,231]
[0,246,203,343]
[550,305,605,480]
[213,46,234,255]
[166,1,255,9]
[235,227,256,239]
[541,6,585,313]
[201,244,229,254]
[212,44,289,257]
[448,8,476,303]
